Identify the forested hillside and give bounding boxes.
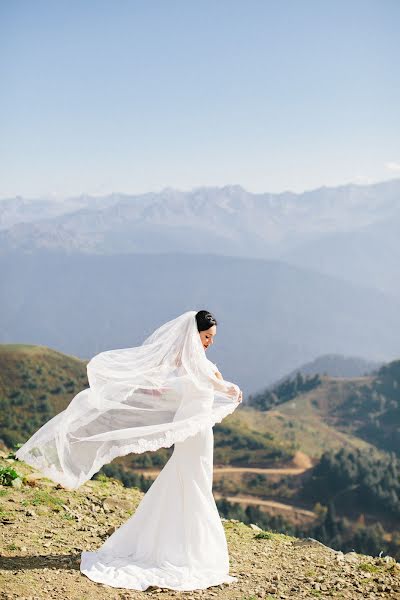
[0,345,89,448]
[247,372,322,411]
[247,360,400,457]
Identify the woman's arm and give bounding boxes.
[214,369,243,403]
[215,369,223,380]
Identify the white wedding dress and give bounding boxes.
[15,310,241,592]
[80,395,237,591]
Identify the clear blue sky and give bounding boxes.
[1,0,399,198]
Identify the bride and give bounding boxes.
[15,309,243,591]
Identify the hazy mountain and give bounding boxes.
[1,179,399,296]
[1,250,399,394]
[0,194,122,231]
[0,180,399,255]
[282,210,400,297]
[272,354,383,383]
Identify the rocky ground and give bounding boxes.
[0,454,399,600]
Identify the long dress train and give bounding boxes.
[80,424,237,591]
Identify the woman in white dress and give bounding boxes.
[15,309,243,591]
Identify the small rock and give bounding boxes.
[102,497,132,512]
[344,551,359,563]
[313,582,321,590]
[292,537,334,551]
[383,555,395,563]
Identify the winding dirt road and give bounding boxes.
[135,465,307,477]
[135,450,313,478]
[133,451,315,524]
[213,492,315,520]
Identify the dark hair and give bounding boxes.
[195,310,218,332]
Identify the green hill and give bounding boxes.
[1,342,396,475]
[247,360,400,459]
[0,343,294,468]
[0,344,89,448]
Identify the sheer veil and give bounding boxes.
[15,310,241,490]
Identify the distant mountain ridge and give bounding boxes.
[1,178,399,297]
[0,194,123,231]
[272,354,383,384]
[2,180,399,237]
[1,179,399,392]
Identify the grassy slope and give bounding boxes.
[0,344,89,446]
[237,378,382,461]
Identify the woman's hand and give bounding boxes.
[227,385,243,403]
[213,370,242,403]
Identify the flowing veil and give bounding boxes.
[15,310,241,490]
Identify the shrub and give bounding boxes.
[0,465,21,486]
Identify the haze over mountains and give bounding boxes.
[1,178,399,392]
[271,354,382,384]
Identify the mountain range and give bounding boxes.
[1,178,399,388]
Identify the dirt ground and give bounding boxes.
[0,455,399,600]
